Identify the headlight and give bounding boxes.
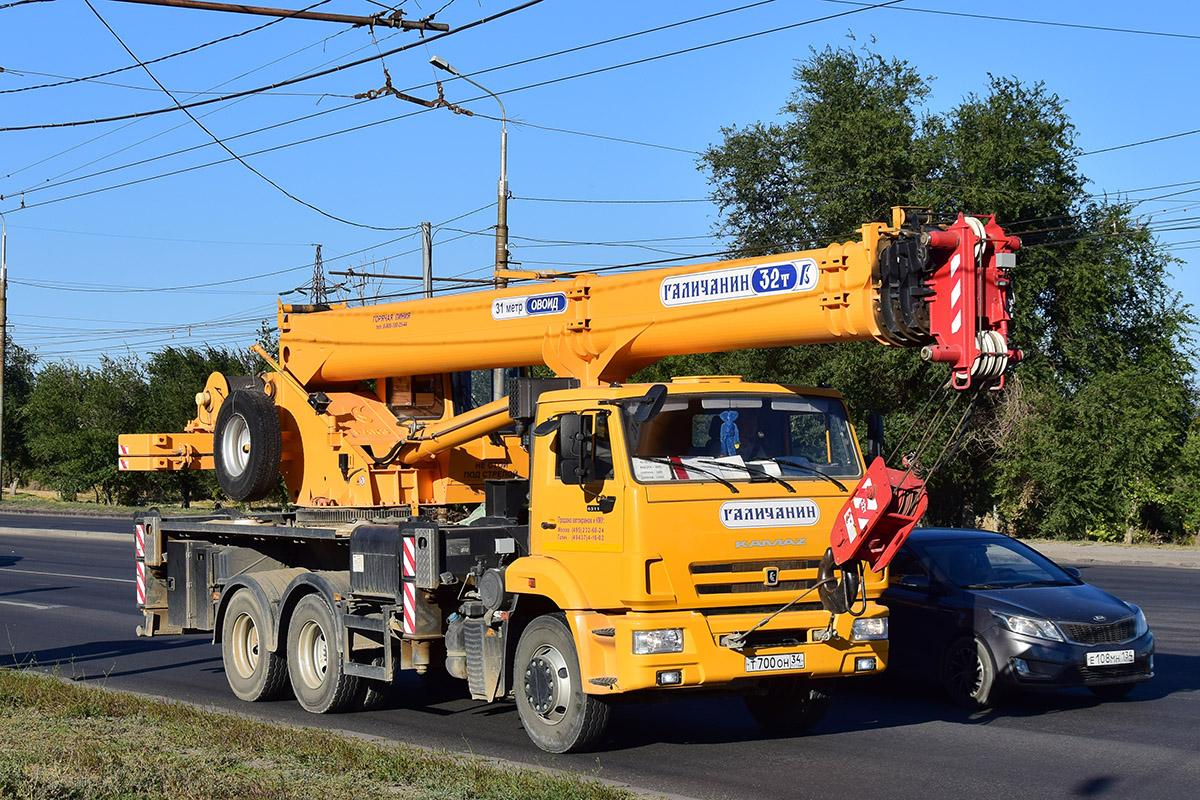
[632,628,684,655]
[851,617,888,641]
[993,612,1063,641]
[1130,605,1149,637]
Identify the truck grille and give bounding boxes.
[690,558,822,597]
[1059,618,1137,645]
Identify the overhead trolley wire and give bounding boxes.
[0,0,547,132]
[0,1,334,95]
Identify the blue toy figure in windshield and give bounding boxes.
[719,411,740,456]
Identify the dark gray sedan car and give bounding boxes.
[882,528,1154,708]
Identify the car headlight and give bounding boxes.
[1129,605,1149,637]
[851,617,888,641]
[993,612,1063,641]
[632,628,684,655]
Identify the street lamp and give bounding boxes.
[430,54,510,401]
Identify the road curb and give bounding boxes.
[0,526,129,541]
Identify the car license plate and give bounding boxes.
[1086,649,1135,667]
[745,652,805,673]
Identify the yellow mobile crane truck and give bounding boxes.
[119,209,1018,752]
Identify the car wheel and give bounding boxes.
[514,614,610,753]
[943,635,1001,709]
[1088,683,1135,701]
[744,676,832,734]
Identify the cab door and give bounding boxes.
[530,409,625,556]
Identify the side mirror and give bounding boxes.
[1062,566,1082,580]
[867,411,884,461]
[897,574,931,591]
[631,384,668,424]
[558,413,597,485]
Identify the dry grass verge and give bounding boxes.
[0,670,635,800]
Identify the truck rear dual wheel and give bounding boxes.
[287,594,363,714]
[743,676,832,735]
[221,590,290,702]
[213,389,281,502]
[514,614,610,753]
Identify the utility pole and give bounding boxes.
[421,222,433,300]
[429,55,510,401]
[0,211,7,501]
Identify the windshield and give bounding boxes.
[915,539,1077,589]
[624,393,862,484]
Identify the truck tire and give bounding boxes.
[743,676,831,735]
[943,635,1001,709]
[221,589,290,702]
[513,614,610,753]
[213,388,281,502]
[286,594,362,714]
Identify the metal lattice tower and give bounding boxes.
[311,244,327,304]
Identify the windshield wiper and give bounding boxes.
[768,458,848,492]
[1009,580,1068,588]
[636,456,739,494]
[694,459,796,493]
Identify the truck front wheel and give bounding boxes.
[743,676,831,735]
[514,614,610,753]
[286,594,362,714]
[221,589,289,702]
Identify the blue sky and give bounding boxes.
[1,0,1197,369]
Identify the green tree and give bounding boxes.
[2,335,37,488]
[673,43,1198,540]
[25,357,148,504]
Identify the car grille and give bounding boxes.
[1058,618,1137,645]
[1062,663,1150,683]
[690,558,823,596]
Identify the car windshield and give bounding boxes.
[623,393,862,484]
[915,538,1077,589]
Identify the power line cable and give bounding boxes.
[82,0,427,231]
[0,0,545,132]
[5,0,777,194]
[820,0,1200,41]
[0,1,334,95]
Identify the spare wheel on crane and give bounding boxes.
[214,388,282,501]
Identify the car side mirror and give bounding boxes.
[1063,566,1082,580]
[897,574,931,592]
[558,412,598,485]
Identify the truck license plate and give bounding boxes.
[744,652,805,673]
[1086,649,1134,667]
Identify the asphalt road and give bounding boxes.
[1,521,1198,800]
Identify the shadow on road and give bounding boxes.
[0,554,22,567]
[1,637,215,679]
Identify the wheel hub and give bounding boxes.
[523,644,571,725]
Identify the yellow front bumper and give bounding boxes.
[568,605,889,695]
